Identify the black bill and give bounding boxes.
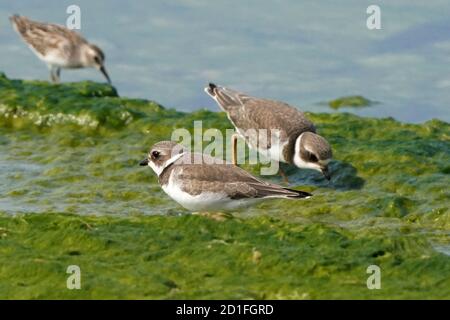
[99,65,111,84]
[139,158,149,166]
[321,166,331,180]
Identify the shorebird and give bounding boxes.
[204,83,333,180]
[10,15,111,84]
[139,141,312,212]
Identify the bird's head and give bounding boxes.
[293,132,333,180]
[139,141,185,176]
[83,43,111,84]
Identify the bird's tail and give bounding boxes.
[282,188,312,199]
[9,14,28,34]
[204,83,245,112]
[250,181,313,200]
[204,82,218,98]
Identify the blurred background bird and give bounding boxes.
[9,14,111,84]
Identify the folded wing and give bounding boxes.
[10,15,85,57]
[175,155,311,200]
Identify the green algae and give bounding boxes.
[0,73,449,299]
[328,95,373,109]
[0,213,449,299]
[0,72,163,130]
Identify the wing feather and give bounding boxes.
[10,15,86,57]
[173,154,311,200]
[206,84,316,153]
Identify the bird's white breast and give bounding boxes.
[161,170,257,211]
[43,50,76,68]
[265,137,289,163]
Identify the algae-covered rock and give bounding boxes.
[328,95,373,109]
[0,213,449,299]
[0,73,449,299]
[0,73,164,130]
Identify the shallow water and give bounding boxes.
[0,74,448,225]
[1,0,450,123]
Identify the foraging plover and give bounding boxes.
[205,83,333,180]
[10,15,111,84]
[139,141,312,212]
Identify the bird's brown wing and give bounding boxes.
[211,85,316,150]
[10,15,87,56]
[173,154,311,200]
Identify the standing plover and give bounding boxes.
[139,141,312,212]
[10,15,111,84]
[205,83,333,180]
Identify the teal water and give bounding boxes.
[0,0,449,123]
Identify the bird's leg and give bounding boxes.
[49,66,60,84]
[231,133,239,166]
[55,68,61,83]
[49,68,56,83]
[279,166,290,185]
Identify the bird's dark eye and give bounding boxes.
[308,152,318,163]
[94,56,100,64]
[151,151,160,159]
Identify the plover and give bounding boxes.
[10,15,111,84]
[204,83,333,180]
[139,141,312,212]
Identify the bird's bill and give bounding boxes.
[139,158,149,166]
[321,165,331,180]
[99,65,111,84]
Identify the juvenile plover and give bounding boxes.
[139,141,312,212]
[10,15,111,84]
[205,83,333,180]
